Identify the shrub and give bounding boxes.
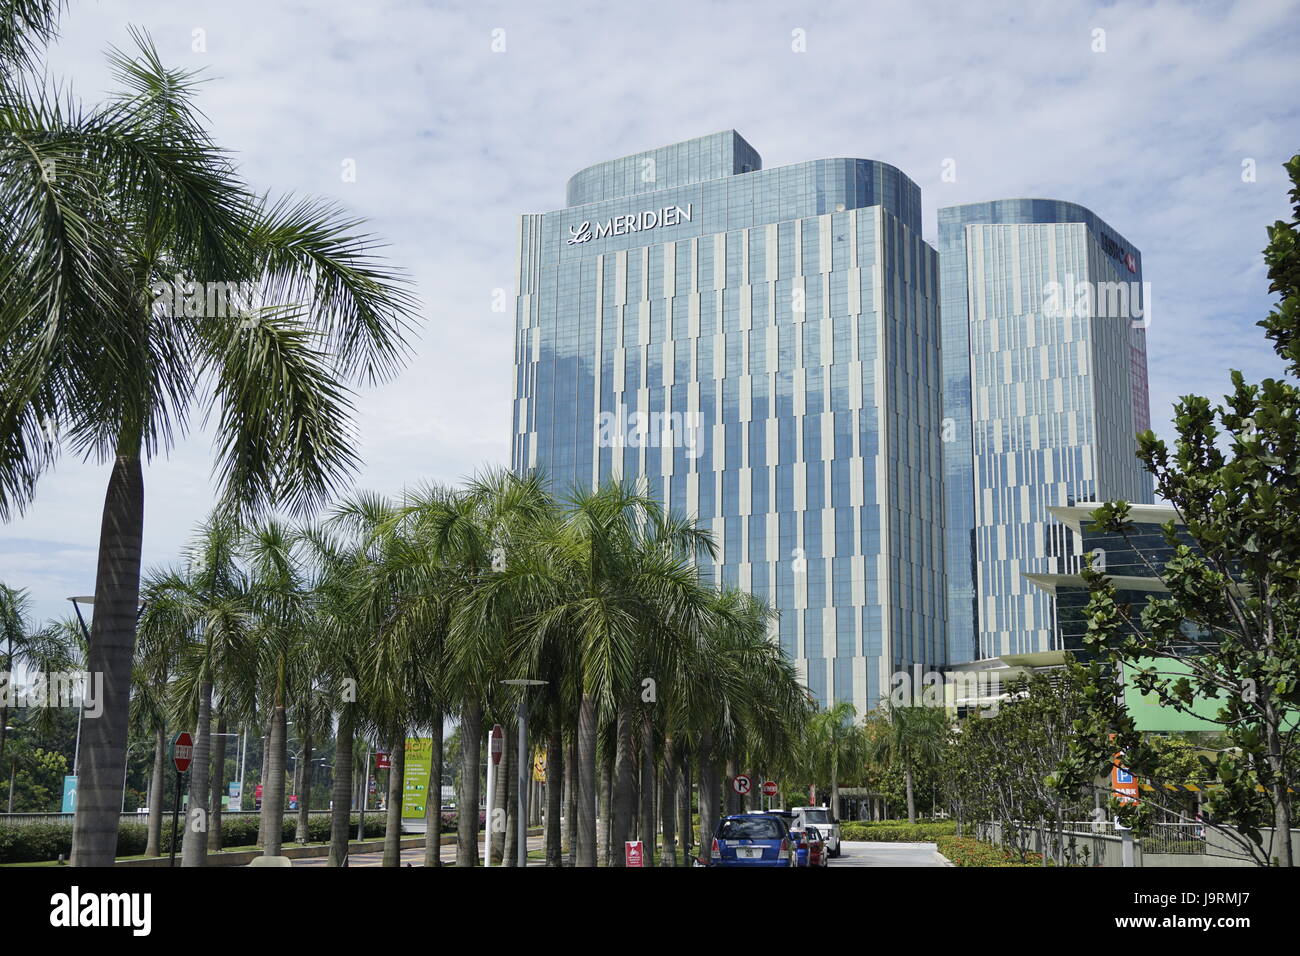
[0,812,389,864]
[839,821,956,842]
[935,835,1037,867]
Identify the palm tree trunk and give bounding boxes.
[328,705,354,866]
[678,744,693,865]
[698,731,717,857]
[610,708,634,866]
[502,724,518,866]
[262,702,287,856]
[71,452,144,867]
[565,732,578,865]
[382,734,404,866]
[145,725,166,856]
[725,756,740,815]
[295,731,313,844]
[576,694,597,867]
[455,702,482,867]
[181,679,213,867]
[423,716,444,867]
[598,748,613,865]
[905,765,917,825]
[207,713,227,852]
[545,725,564,866]
[638,716,656,867]
[661,736,677,867]
[256,711,272,847]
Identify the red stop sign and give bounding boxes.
[172,732,193,773]
[490,725,504,766]
[762,780,778,797]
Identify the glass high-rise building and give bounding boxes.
[938,199,1153,662]
[512,131,946,709]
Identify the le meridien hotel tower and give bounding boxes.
[511,131,946,710]
[938,199,1153,663]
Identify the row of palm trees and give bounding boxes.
[130,471,813,866]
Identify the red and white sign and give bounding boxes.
[171,732,193,773]
[255,783,263,799]
[375,752,391,770]
[625,840,644,867]
[490,725,504,766]
[761,780,778,797]
[731,774,752,796]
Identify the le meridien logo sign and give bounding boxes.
[567,203,694,245]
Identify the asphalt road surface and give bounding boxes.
[294,837,949,867]
[831,841,948,867]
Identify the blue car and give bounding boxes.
[708,814,796,867]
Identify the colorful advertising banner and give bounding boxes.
[402,737,433,820]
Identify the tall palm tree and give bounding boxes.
[807,700,861,824]
[870,703,949,824]
[0,31,416,865]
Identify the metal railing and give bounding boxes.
[1140,821,1207,855]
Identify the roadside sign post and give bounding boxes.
[625,840,644,867]
[169,732,193,867]
[731,774,751,811]
[761,780,778,810]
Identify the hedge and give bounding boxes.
[935,835,1037,867]
[0,814,389,865]
[839,821,956,842]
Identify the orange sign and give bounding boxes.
[1112,753,1140,804]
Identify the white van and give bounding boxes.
[791,806,841,857]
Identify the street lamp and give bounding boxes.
[65,597,94,777]
[500,679,547,868]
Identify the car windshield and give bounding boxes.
[802,809,830,823]
[718,818,785,840]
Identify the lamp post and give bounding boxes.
[500,679,547,867]
[65,596,95,777]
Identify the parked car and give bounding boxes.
[709,814,797,867]
[789,824,829,867]
[791,806,841,857]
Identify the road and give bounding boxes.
[294,837,948,867]
[831,841,948,867]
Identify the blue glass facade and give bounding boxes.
[513,132,945,709]
[938,200,1153,662]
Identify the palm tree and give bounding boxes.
[806,700,861,826]
[0,583,75,769]
[869,703,949,824]
[0,30,416,865]
[142,515,252,867]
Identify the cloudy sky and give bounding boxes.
[3,0,1297,624]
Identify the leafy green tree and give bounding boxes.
[1063,154,1300,867]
